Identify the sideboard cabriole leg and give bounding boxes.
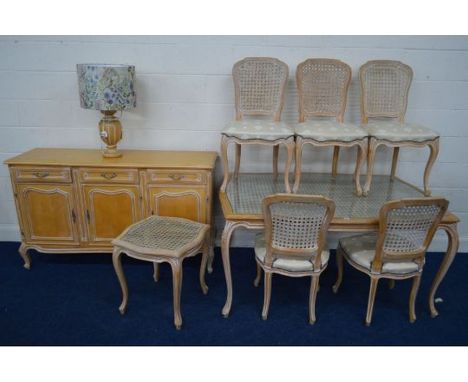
[423,138,439,197]
[221,220,237,318]
[429,223,459,318]
[19,243,31,270]
[112,248,128,315]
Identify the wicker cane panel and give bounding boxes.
[226,173,422,218]
[297,59,351,119]
[118,216,205,251]
[269,202,327,251]
[234,58,288,118]
[360,61,413,119]
[383,204,443,254]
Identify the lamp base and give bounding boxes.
[98,111,123,158]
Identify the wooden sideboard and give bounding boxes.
[5,148,217,269]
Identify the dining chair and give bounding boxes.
[293,59,368,195]
[333,197,448,326]
[254,193,335,324]
[220,57,295,193]
[360,60,439,196]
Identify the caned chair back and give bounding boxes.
[359,60,413,123]
[233,57,289,121]
[296,59,352,123]
[262,194,335,269]
[372,198,449,271]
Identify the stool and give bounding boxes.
[111,215,210,330]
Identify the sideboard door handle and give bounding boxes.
[33,172,50,178]
[71,210,76,223]
[101,172,117,180]
[86,210,90,222]
[168,173,184,181]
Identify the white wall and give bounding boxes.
[0,36,467,251]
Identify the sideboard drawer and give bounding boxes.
[146,170,207,185]
[78,168,139,184]
[13,167,72,183]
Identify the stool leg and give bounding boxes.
[153,262,160,282]
[199,242,209,295]
[171,260,183,330]
[112,248,128,315]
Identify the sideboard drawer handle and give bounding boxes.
[33,172,50,178]
[168,174,184,181]
[101,172,117,180]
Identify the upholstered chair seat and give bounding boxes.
[339,233,421,274]
[223,120,294,141]
[254,233,330,272]
[295,120,368,142]
[365,120,439,143]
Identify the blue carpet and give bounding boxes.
[0,241,466,345]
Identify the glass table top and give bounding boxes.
[225,173,423,219]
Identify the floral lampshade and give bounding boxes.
[77,64,136,111]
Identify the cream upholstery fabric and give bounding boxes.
[255,234,329,272]
[294,120,368,142]
[339,233,421,274]
[365,121,439,142]
[222,120,294,140]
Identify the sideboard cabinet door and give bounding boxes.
[147,186,207,223]
[81,185,142,245]
[17,184,79,245]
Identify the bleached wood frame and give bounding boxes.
[293,59,368,195]
[359,60,439,196]
[220,57,293,193]
[333,197,449,325]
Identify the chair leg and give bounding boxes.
[353,141,367,196]
[261,272,273,320]
[332,146,340,177]
[365,277,379,326]
[112,248,128,315]
[423,139,439,196]
[171,261,183,330]
[363,137,378,196]
[333,248,344,294]
[153,262,160,282]
[390,147,400,180]
[234,143,241,179]
[388,279,395,290]
[273,145,279,180]
[220,135,231,192]
[409,274,422,323]
[199,242,209,295]
[309,274,320,325]
[283,139,295,193]
[293,137,303,193]
[254,262,262,287]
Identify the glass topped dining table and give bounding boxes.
[218,173,460,318]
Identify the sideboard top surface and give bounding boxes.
[4,148,218,169]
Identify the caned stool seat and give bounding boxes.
[112,216,210,330]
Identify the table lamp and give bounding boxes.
[77,64,136,158]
